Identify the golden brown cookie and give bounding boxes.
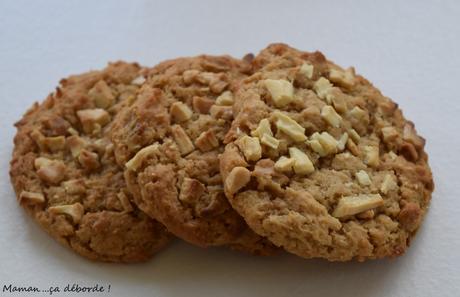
[110,55,277,254]
[220,44,434,261]
[10,62,171,262]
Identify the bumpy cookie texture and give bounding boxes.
[221,44,434,261]
[111,55,277,254]
[10,62,171,262]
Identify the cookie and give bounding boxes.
[110,55,276,254]
[10,62,172,262]
[220,44,434,261]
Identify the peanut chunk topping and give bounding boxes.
[170,102,193,122]
[263,79,294,107]
[179,178,206,204]
[77,108,110,134]
[19,191,45,204]
[236,136,262,162]
[381,126,399,143]
[195,130,219,152]
[48,203,84,223]
[34,157,66,184]
[251,119,279,149]
[321,105,342,128]
[88,80,115,109]
[215,91,234,106]
[355,170,372,186]
[42,136,66,152]
[333,194,384,218]
[289,147,314,175]
[130,75,146,86]
[67,135,87,158]
[380,174,398,194]
[329,68,355,88]
[308,132,338,156]
[364,145,379,167]
[299,63,314,79]
[171,125,195,155]
[273,111,306,142]
[225,166,251,195]
[125,143,159,171]
[274,156,295,173]
[313,77,334,103]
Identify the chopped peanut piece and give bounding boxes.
[403,123,425,149]
[274,156,295,173]
[289,147,314,175]
[251,119,273,138]
[171,125,194,155]
[78,149,100,171]
[195,130,219,152]
[34,157,66,184]
[235,136,262,162]
[308,138,325,156]
[67,127,79,136]
[62,179,85,195]
[388,151,398,160]
[215,91,234,106]
[170,102,193,122]
[260,134,280,150]
[125,143,159,171]
[273,111,307,142]
[355,170,372,186]
[332,194,384,218]
[48,203,84,223]
[19,191,45,204]
[337,133,349,151]
[380,174,398,194]
[183,70,200,84]
[299,63,314,79]
[313,77,334,103]
[88,80,115,109]
[263,79,294,107]
[381,126,399,143]
[131,75,146,86]
[321,105,342,128]
[67,135,87,157]
[209,105,233,120]
[348,128,361,142]
[42,136,66,152]
[346,138,360,156]
[331,95,347,113]
[329,68,355,88]
[356,209,375,220]
[225,166,251,195]
[77,109,110,134]
[349,106,367,120]
[179,178,206,204]
[364,146,379,167]
[308,132,339,156]
[192,96,214,114]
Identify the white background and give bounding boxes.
[0,1,459,296]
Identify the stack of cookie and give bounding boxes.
[10,44,434,263]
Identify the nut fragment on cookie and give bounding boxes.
[67,135,87,157]
[260,134,280,149]
[329,68,355,88]
[125,143,159,171]
[380,174,398,194]
[179,178,206,204]
[171,125,195,155]
[355,170,372,186]
[313,77,334,103]
[364,145,379,167]
[274,156,295,173]
[225,166,251,195]
[192,96,214,114]
[381,127,399,143]
[42,136,66,152]
[88,80,115,109]
[235,135,262,162]
[308,132,338,156]
[62,179,85,195]
[19,191,45,204]
[131,75,146,86]
[299,62,314,79]
[34,157,66,184]
[273,111,307,142]
[403,123,425,149]
[48,203,84,223]
[209,105,233,120]
[349,106,367,121]
[78,149,100,171]
[321,105,342,128]
[215,91,234,106]
[337,133,349,151]
[170,102,193,122]
[251,119,273,138]
[263,79,294,107]
[332,194,384,218]
[348,128,361,143]
[195,130,219,152]
[289,147,314,175]
[77,108,110,134]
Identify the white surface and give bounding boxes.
[0,1,459,296]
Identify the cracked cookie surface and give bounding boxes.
[110,55,277,254]
[220,44,434,261]
[10,62,171,262]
